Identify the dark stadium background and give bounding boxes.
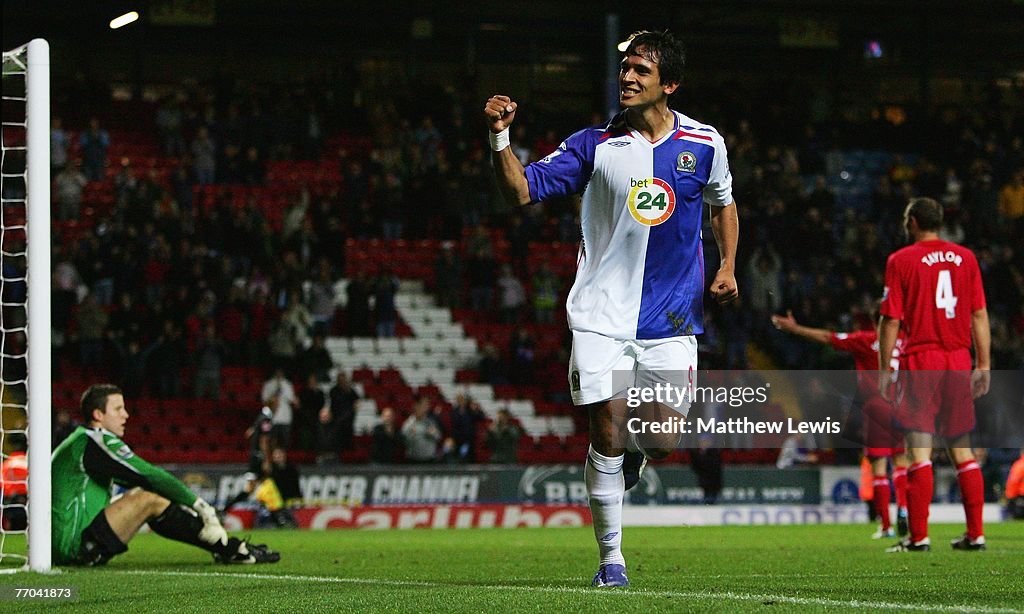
[2,1,1022,508]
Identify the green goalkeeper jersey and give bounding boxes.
[51,426,198,563]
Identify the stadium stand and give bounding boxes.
[37,67,1023,467]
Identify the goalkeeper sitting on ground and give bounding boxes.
[51,384,280,566]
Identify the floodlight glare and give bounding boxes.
[109,11,140,30]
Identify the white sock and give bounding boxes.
[585,445,625,567]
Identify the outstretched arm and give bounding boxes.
[771,310,831,345]
[485,95,532,207]
[709,204,739,304]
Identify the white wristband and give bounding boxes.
[489,128,510,152]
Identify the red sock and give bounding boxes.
[907,461,933,543]
[892,467,908,509]
[956,460,985,540]
[873,478,892,530]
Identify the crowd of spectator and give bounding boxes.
[4,70,1023,467]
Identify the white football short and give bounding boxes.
[568,330,697,414]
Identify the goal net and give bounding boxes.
[1,39,50,573]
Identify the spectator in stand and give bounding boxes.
[216,286,248,364]
[191,126,216,185]
[267,319,298,373]
[371,407,401,464]
[192,323,225,400]
[507,213,531,272]
[75,292,108,367]
[298,334,334,384]
[296,374,327,450]
[345,272,372,336]
[53,161,87,221]
[374,269,399,338]
[261,367,297,448]
[313,407,340,464]
[240,146,265,185]
[111,157,137,214]
[401,396,441,463]
[433,243,461,309]
[280,290,313,354]
[532,263,559,324]
[52,409,76,449]
[509,327,536,385]
[79,117,109,181]
[467,247,496,312]
[998,170,1024,234]
[449,394,486,462]
[307,262,337,337]
[477,343,507,386]
[155,94,185,156]
[329,371,358,449]
[497,264,527,324]
[50,116,70,172]
[486,409,523,464]
[149,320,186,398]
[246,287,277,367]
[109,334,156,399]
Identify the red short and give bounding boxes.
[862,395,905,450]
[865,447,905,458]
[892,349,975,439]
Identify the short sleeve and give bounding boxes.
[879,254,904,320]
[829,332,868,354]
[703,135,734,207]
[524,129,595,203]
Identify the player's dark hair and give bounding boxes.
[624,30,686,86]
[906,197,943,232]
[80,383,123,424]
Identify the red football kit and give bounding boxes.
[881,238,987,543]
[880,239,985,438]
[829,330,905,453]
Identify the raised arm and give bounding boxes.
[485,95,532,207]
[771,310,831,345]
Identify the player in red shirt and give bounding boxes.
[878,197,991,552]
[771,311,908,538]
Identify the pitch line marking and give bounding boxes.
[111,570,1021,613]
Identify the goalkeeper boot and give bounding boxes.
[214,537,281,564]
[885,537,931,553]
[591,563,629,588]
[950,534,986,551]
[622,450,648,492]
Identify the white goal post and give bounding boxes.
[1,38,51,573]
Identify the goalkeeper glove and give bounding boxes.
[193,497,228,546]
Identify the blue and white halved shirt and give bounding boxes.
[525,110,733,340]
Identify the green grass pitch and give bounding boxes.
[1,523,1022,612]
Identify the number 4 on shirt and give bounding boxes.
[935,269,958,319]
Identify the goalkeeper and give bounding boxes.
[51,384,280,566]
